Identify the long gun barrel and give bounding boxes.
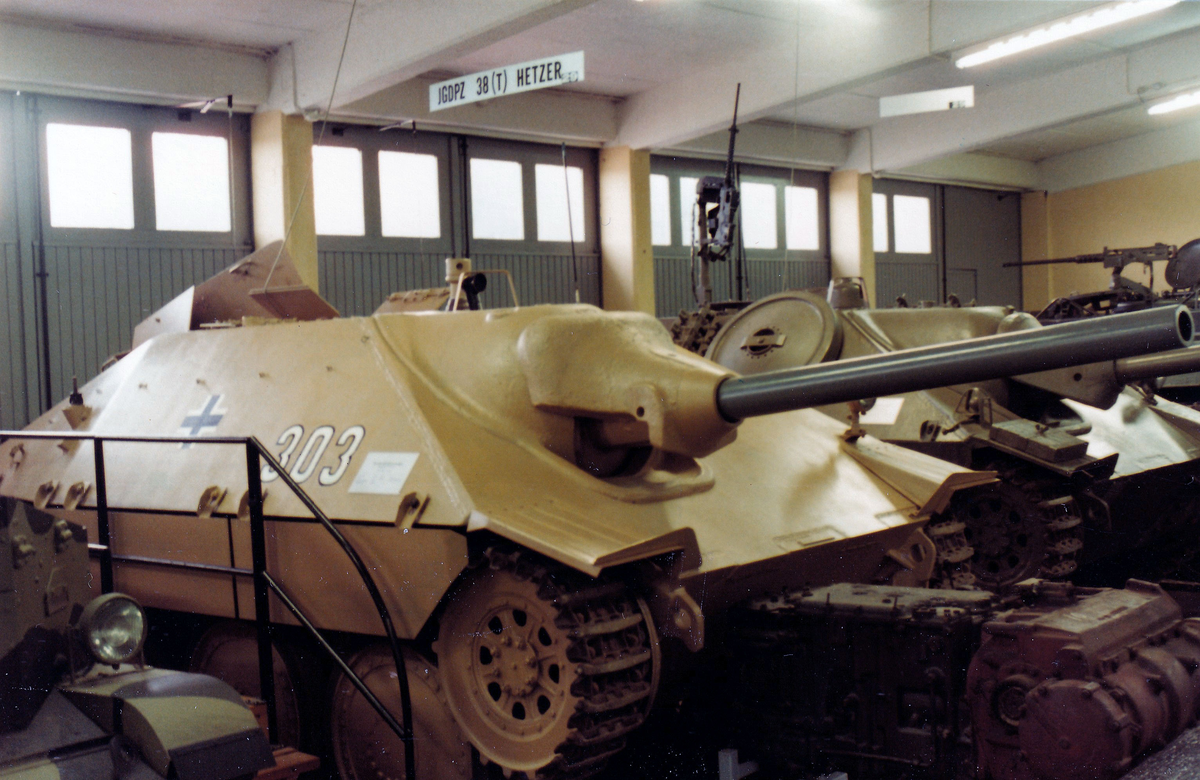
[1114,344,1200,383]
[1003,243,1175,269]
[722,83,740,185]
[716,306,1192,421]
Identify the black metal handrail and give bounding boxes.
[0,429,417,780]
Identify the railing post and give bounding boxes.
[93,438,113,594]
[246,440,278,744]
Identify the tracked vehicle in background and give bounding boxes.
[1013,239,1200,403]
[0,243,1193,780]
[704,286,1200,590]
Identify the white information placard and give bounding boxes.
[430,51,584,112]
[349,451,419,495]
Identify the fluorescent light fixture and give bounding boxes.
[955,0,1179,69]
[880,85,974,118]
[1148,89,1200,115]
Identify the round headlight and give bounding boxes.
[78,593,147,665]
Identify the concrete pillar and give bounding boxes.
[1020,191,1051,313]
[251,110,318,291]
[829,170,875,306]
[599,146,655,314]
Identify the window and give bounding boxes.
[46,123,134,229]
[312,145,365,236]
[784,185,819,250]
[379,151,440,238]
[872,192,889,252]
[470,158,524,240]
[678,176,698,246]
[893,194,931,253]
[741,181,778,250]
[534,163,584,242]
[151,133,231,232]
[650,173,670,246]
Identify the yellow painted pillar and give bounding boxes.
[599,146,655,314]
[829,171,875,306]
[250,110,318,291]
[1020,191,1051,313]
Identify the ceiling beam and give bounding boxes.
[660,121,848,170]
[265,0,601,115]
[336,76,618,145]
[0,21,269,106]
[859,25,1200,175]
[610,1,1112,152]
[612,3,932,151]
[1039,115,1200,193]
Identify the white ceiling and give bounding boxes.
[3,0,1200,189]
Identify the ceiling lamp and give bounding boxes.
[955,0,1179,69]
[1148,89,1200,115]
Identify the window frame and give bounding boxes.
[34,95,252,248]
[150,130,234,234]
[311,142,368,238]
[464,136,598,256]
[649,156,829,263]
[377,148,444,240]
[311,123,455,255]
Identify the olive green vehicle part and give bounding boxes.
[0,499,274,780]
[57,667,272,779]
[706,290,1200,589]
[0,247,1189,779]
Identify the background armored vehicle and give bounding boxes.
[705,288,1200,591]
[0,496,275,780]
[0,244,1191,780]
[1011,240,1200,403]
[1016,240,1200,323]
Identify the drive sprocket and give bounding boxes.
[950,460,1083,590]
[434,549,659,779]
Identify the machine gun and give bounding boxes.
[1004,240,1200,322]
[692,84,741,306]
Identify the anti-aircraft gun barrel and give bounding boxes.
[716,305,1192,421]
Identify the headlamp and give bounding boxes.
[78,593,147,665]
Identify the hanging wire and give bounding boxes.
[562,142,581,303]
[689,199,699,305]
[264,0,360,290]
[223,95,238,253]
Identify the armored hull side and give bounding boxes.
[1,306,949,637]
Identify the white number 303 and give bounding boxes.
[261,425,365,486]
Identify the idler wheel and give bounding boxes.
[330,645,471,780]
[435,551,659,779]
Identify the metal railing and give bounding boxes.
[0,430,417,780]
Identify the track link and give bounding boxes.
[441,549,658,780]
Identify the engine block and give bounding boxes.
[969,580,1200,780]
[734,580,1200,780]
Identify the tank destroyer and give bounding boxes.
[0,245,1193,780]
[0,496,275,779]
[704,287,1200,590]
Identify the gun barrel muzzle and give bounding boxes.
[717,305,1193,421]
